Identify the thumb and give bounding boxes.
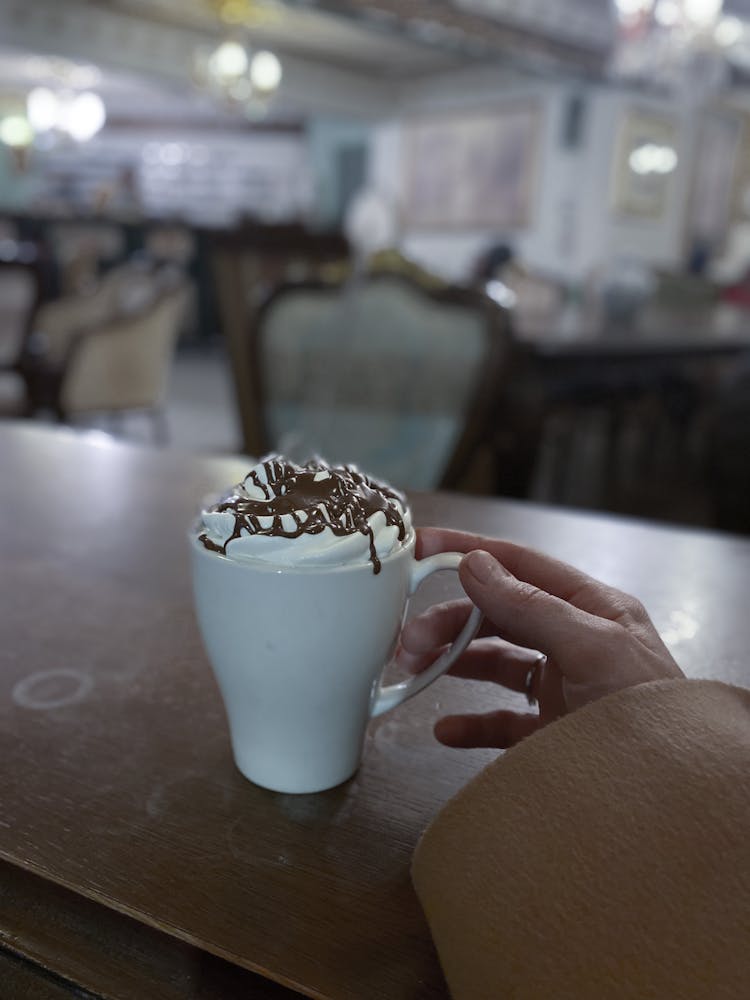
[459,550,605,671]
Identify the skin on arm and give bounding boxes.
[396,528,683,748]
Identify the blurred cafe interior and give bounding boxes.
[2,0,750,533]
[3,6,750,999]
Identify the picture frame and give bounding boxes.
[610,108,679,219]
[403,102,541,230]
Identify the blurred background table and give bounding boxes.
[1,423,749,998]
[517,296,750,347]
[497,299,750,527]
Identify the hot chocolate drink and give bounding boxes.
[197,456,413,574]
[190,455,481,793]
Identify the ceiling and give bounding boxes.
[92,0,615,78]
[94,0,472,78]
[4,1,749,128]
[0,47,243,124]
[0,0,616,128]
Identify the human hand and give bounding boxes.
[396,528,684,749]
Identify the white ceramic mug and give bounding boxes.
[190,532,481,794]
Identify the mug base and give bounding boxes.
[233,758,360,795]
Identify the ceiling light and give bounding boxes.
[683,0,723,29]
[27,88,60,132]
[612,0,731,101]
[249,50,282,93]
[24,87,107,144]
[654,0,681,26]
[209,41,249,81]
[0,115,34,148]
[197,18,282,110]
[714,15,743,45]
[66,91,106,142]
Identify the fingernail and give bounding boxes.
[464,550,504,584]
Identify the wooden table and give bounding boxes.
[1,423,748,999]
[516,298,750,350]
[498,302,750,506]
[513,299,750,419]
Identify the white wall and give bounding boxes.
[369,66,697,284]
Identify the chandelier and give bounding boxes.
[195,0,283,116]
[611,0,750,101]
[0,59,106,160]
[0,110,34,151]
[27,88,106,143]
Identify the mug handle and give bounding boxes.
[370,553,483,718]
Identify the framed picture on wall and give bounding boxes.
[403,103,541,229]
[610,109,679,219]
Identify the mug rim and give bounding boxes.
[188,527,416,575]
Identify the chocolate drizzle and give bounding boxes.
[198,457,407,574]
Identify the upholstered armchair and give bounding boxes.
[56,282,189,437]
[11,262,188,440]
[28,260,158,369]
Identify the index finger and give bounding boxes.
[416,527,631,622]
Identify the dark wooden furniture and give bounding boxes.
[514,300,750,395]
[704,367,750,533]
[501,302,750,513]
[1,423,748,998]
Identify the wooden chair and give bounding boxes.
[60,282,189,437]
[243,273,513,492]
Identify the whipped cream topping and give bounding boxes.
[197,457,412,573]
